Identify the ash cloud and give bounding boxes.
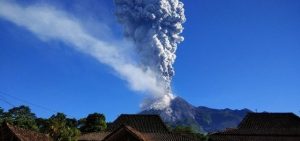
[0,1,165,108]
[114,0,186,109]
[0,0,185,110]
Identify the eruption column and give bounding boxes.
[114,0,186,110]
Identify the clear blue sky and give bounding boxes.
[0,0,300,121]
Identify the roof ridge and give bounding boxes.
[109,114,170,133]
[103,125,145,141]
[4,122,52,141]
[238,112,300,129]
[247,112,297,115]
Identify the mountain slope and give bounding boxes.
[140,97,251,133]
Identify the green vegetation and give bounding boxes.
[46,113,80,141]
[173,126,209,141]
[0,105,107,141]
[79,113,107,133]
[0,105,210,141]
[1,105,38,131]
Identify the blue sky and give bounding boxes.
[0,0,300,121]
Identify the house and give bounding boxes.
[79,114,198,141]
[106,114,170,133]
[209,113,300,141]
[0,122,53,141]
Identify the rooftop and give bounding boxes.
[107,114,170,133]
[80,114,197,141]
[210,113,300,141]
[0,122,53,141]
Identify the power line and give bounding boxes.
[0,90,76,118]
[0,91,57,113]
[0,95,15,107]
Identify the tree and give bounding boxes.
[79,113,107,133]
[173,126,195,134]
[0,107,5,124]
[5,105,38,131]
[173,126,208,141]
[47,113,80,141]
[36,117,50,133]
[66,118,78,128]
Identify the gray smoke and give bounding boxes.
[0,0,167,109]
[114,0,186,110]
[0,0,185,111]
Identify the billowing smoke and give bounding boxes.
[0,0,185,111]
[114,0,186,109]
[0,1,165,108]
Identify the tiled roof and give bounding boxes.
[80,114,198,141]
[104,125,196,141]
[143,132,196,141]
[209,135,300,141]
[1,122,53,141]
[104,125,146,141]
[209,113,300,141]
[238,113,300,129]
[212,128,300,136]
[107,114,169,133]
[78,132,111,141]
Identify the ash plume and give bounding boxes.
[114,0,186,110]
[0,1,166,107]
[0,0,185,111]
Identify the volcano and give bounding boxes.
[140,97,251,133]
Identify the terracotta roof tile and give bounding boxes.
[103,125,146,141]
[1,122,53,141]
[238,113,300,129]
[210,113,300,141]
[104,125,196,141]
[107,114,169,133]
[81,115,198,141]
[78,132,111,141]
[143,132,196,141]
